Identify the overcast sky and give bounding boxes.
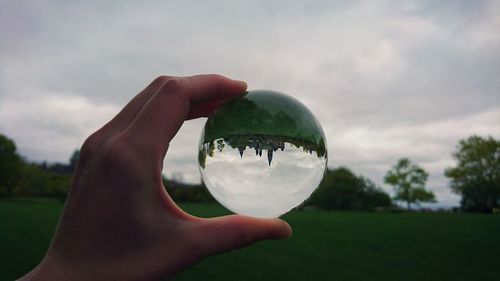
[1,0,499,207]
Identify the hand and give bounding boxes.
[21,75,292,281]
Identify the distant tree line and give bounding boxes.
[0,134,79,199]
[1,133,498,213]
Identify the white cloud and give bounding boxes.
[327,107,500,206]
[0,94,119,162]
[1,0,499,207]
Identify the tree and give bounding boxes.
[13,163,50,197]
[384,158,436,210]
[310,167,361,210]
[358,176,393,209]
[445,135,500,213]
[309,167,392,210]
[46,173,72,199]
[0,134,23,196]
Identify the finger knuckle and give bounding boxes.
[206,74,224,80]
[101,140,131,167]
[80,132,101,164]
[152,75,173,85]
[158,77,185,96]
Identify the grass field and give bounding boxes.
[1,198,499,281]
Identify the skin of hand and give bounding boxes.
[20,75,292,281]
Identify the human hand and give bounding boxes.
[21,75,292,281]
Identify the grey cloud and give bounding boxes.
[1,0,499,207]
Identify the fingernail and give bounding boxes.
[234,79,248,89]
[280,219,293,238]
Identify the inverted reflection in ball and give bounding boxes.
[198,90,327,218]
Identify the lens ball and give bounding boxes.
[198,90,327,218]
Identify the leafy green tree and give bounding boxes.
[309,167,391,210]
[0,134,23,196]
[311,167,360,210]
[445,135,500,213]
[14,164,71,198]
[13,164,50,197]
[358,176,393,209]
[384,158,436,210]
[412,187,437,207]
[46,174,72,199]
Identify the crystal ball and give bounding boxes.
[198,90,327,218]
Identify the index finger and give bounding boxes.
[124,74,247,160]
[187,74,247,104]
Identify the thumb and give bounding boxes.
[191,215,292,256]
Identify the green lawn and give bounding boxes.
[1,199,499,281]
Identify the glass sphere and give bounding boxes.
[198,90,327,218]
